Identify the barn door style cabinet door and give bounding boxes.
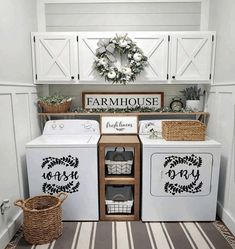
[79,32,169,82]
[169,32,215,82]
[32,32,78,83]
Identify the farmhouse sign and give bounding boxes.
[83,92,164,110]
[101,116,138,134]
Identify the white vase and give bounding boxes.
[186,100,201,111]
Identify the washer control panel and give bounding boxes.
[43,120,100,135]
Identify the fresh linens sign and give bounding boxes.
[83,92,163,109]
[101,116,138,134]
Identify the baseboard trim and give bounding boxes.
[217,201,235,235]
[0,211,22,249]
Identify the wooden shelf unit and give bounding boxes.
[99,135,140,221]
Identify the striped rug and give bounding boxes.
[9,221,235,249]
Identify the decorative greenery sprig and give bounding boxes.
[180,86,201,100]
[38,95,72,105]
[73,106,194,113]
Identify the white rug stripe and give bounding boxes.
[146,223,157,249]
[161,223,175,249]
[179,223,198,249]
[112,222,116,249]
[71,222,81,249]
[195,222,216,249]
[116,222,130,249]
[35,243,50,249]
[149,222,172,249]
[75,222,94,249]
[183,222,211,249]
[48,240,56,249]
[127,222,134,249]
[89,222,97,249]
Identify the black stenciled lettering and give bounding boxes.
[101,98,108,106]
[42,171,79,181]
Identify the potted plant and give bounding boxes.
[38,95,72,113]
[180,86,202,111]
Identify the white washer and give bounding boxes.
[26,119,100,221]
[139,120,221,221]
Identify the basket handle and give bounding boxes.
[14,199,25,209]
[57,192,68,203]
[114,147,125,152]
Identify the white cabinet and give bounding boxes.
[79,32,169,82]
[31,31,215,84]
[170,32,215,82]
[32,32,78,83]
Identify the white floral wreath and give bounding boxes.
[94,34,148,84]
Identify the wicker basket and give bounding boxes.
[15,193,68,245]
[162,120,206,141]
[106,186,133,214]
[38,101,71,113]
[105,148,133,175]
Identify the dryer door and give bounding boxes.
[150,153,213,196]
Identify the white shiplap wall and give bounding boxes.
[0,84,41,249]
[45,2,201,31]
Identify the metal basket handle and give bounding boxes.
[57,192,68,203]
[114,147,125,152]
[14,199,26,210]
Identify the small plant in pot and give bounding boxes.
[180,86,202,111]
[38,95,72,113]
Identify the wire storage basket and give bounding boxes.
[38,101,71,113]
[162,120,206,141]
[14,193,68,245]
[105,147,133,175]
[105,186,133,214]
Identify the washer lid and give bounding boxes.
[26,135,100,148]
[139,135,221,148]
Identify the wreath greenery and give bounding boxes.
[94,34,148,84]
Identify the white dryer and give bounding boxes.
[139,120,221,221]
[26,119,100,221]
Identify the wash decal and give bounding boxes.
[41,155,80,195]
[164,154,203,195]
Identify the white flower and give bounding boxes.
[99,57,108,66]
[107,71,116,79]
[119,39,128,48]
[133,53,142,62]
[121,67,132,75]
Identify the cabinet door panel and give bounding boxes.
[170,33,213,81]
[34,33,78,82]
[79,32,168,82]
[130,33,168,81]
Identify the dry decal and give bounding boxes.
[41,155,80,194]
[164,154,203,195]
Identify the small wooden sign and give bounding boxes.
[82,92,164,110]
[101,116,138,134]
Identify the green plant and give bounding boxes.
[38,95,72,105]
[180,86,201,100]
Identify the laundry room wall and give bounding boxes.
[0,1,41,248]
[46,1,203,107]
[206,0,235,235]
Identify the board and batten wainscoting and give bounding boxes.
[0,83,41,248]
[206,84,235,235]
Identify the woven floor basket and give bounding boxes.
[15,193,68,245]
[38,101,71,113]
[162,120,206,141]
